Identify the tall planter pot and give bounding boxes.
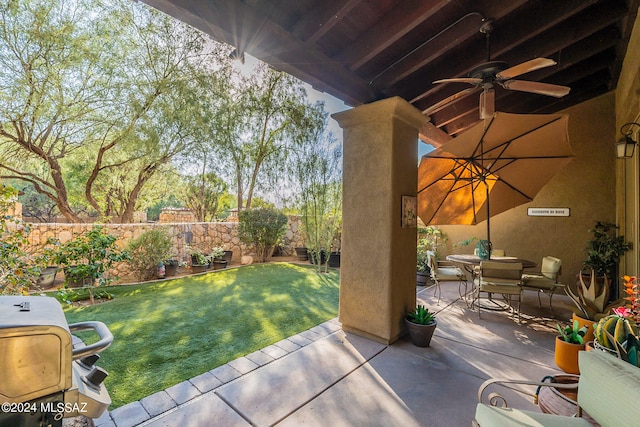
[35,266,58,290]
[164,262,178,277]
[405,318,437,347]
[328,252,341,268]
[554,336,585,374]
[222,250,233,263]
[212,260,228,270]
[416,271,429,286]
[295,247,308,261]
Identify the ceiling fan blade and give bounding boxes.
[501,80,570,97]
[479,87,495,119]
[433,77,482,85]
[423,87,480,115]
[496,58,556,80]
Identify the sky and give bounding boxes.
[234,54,434,162]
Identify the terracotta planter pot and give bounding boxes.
[572,313,595,343]
[405,318,437,347]
[554,336,585,374]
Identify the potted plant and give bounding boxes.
[566,221,631,337]
[188,246,209,273]
[53,225,129,289]
[416,227,448,286]
[405,305,437,347]
[554,320,587,374]
[592,309,638,355]
[209,246,228,270]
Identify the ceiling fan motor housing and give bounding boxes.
[469,61,509,82]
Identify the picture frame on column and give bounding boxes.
[401,195,417,228]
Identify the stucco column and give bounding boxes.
[332,97,428,344]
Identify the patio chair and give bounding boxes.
[521,256,564,312]
[473,261,523,322]
[427,251,468,305]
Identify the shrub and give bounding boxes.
[238,208,288,262]
[0,187,53,294]
[127,229,173,280]
[53,225,129,286]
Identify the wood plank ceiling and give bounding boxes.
[142,0,639,146]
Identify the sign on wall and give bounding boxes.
[527,207,570,217]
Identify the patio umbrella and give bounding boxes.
[417,112,574,246]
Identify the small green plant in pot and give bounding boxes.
[405,305,437,347]
[554,320,587,374]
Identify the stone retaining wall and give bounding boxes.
[25,217,305,284]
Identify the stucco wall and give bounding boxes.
[437,93,617,286]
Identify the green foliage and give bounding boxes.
[127,229,174,281]
[292,126,342,273]
[0,186,53,294]
[584,221,631,278]
[209,246,225,260]
[407,305,436,325]
[0,0,229,223]
[180,173,228,222]
[238,208,288,262]
[187,246,209,266]
[146,195,183,222]
[417,227,448,273]
[53,225,129,286]
[556,320,587,344]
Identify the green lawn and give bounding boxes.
[63,262,340,408]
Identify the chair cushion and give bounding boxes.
[475,404,592,427]
[521,275,559,290]
[577,350,640,426]
[435,266,464,281]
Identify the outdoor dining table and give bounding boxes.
[446,254,537,311]
[445,254,537,271]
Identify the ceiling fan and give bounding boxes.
[425,20,570,119]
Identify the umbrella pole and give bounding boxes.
[484,181,492,257]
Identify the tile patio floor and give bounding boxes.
[92,281,577,427]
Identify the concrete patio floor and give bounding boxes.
[93,281,577,427]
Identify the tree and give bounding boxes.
[181,173,229,222]
[211,63,329,211]
[0,0,228,222]
[238,208,288,262]
[292,131,342,273]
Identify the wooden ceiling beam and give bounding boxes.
[335,0,452,72]
[370,0,528,88]
[292,0,364,44]
[394,0,602,104]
